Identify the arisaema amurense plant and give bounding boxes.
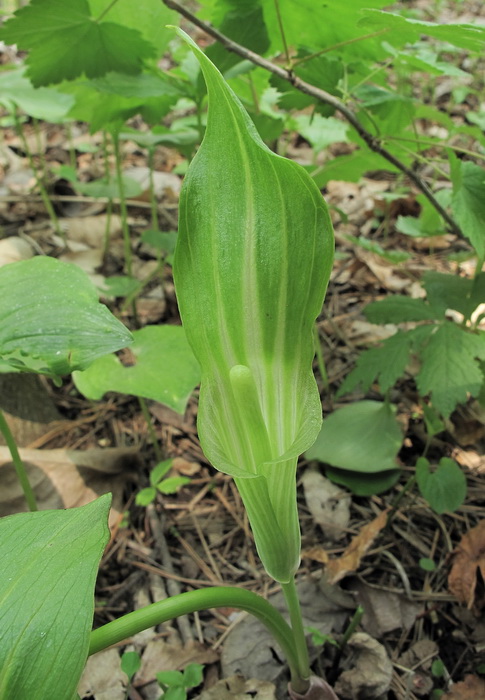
[172,28,334,695]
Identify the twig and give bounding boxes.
[163,0,462,237]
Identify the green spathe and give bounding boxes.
[173,30,333,582]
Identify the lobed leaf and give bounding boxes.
[364,296,438,324]
[417,322,485,417]
[0,0,155,87]
[73,325,200,415]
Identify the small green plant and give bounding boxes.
[135,459,191,506]
[156,663,204,700]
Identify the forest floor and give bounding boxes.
[1,3,485,700]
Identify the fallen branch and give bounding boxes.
[163,0,462,237]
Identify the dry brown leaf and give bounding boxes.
[0,446,137,527]
[78,648,126,700]
[172,457,201,476]
[325,510,388,585]
[448,520,485,610]
[0,236,34,266]
[355,248,410,292]
[302,467,351,541]
[196,675,276,700]
[353,580,422,637]
[301,546,329,565]
[137,638,218,685]
[442,674,485,699]
[58,214,122,247]
[335,632,393,700]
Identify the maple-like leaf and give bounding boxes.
[0,0,156,87]
[417,322,485,417]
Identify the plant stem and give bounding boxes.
[138,397,163,462]
[273,0,291,68]
[111,130,132,277]
[13,110,63,238]
[281,579,311,694]
[313,323,329,393]
[89,586,305,686]
[162,0,462,237]
[0,409,37,511]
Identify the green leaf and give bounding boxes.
[450,157,485,259]
[419,557,436,572]
[306,400,403,473]
[205,0,270,73]
[292,114,349,153]
[421,402,445,438]
[0,0,156,87]
[0,495,111,699]
[0,68,74,121]
[163,687,187,700]
[121,651,141,682]
[157,476,191,494]
[156,670,184,687]
[343,235,410,264]
[417,322,485,417]
[87,0,175,55]
[360,9,485,53]
[364,296,438,324]
[135,487,156,506]
[149,459,174,486]
[73,325,201,415]
[172,30,333,583]
[326,466,401,496]
[416,457,467,514]
[183,663,204,689]
[0,257,133,377]
[337,331,413,395]
[423,270,485,320]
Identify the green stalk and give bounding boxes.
[89,586,307,690]
[281,579,311,694]
[111,130,132,277]
[0,409,37,511]
[13,110,62,238]
[313,323,329,393]
[138,396,163,463]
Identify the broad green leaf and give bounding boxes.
[416,457,466,514]
[90,72,182,99]
[135,487,156,506]
[0,257,133,378]
[270,54,343,112]
[261,0,391,60]
[172,30,333,583]
[150,459,174,486]
[183,664,204,689]
[311,149,401,188]
[306,401,403,473]
[0,0,156,87]
[157,671,185,687]
[417,322,485,417]
[292,114,349,153]
[365,297,438,324]
[423,270,485,321]
[337,331,413,396]
[73,325,200,415]
[360,10,485,53]
[0,495,111,699]
[326,466,400,496]
[87,0,175,55]
[0,68,74,121]
[450,157,485,259]
[205,0,270,73]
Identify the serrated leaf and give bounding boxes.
[326,466,400,496]
[417,322,485,417]
[172,30,333,583]
[1,0,156,87]
[0,257,133,377]
[338,331,413,396]
[416,457,467,513]
[0,67,74,121]
[306,400,403,473]
[365,296,438,324]
[73,325,200,415]
[360,9,485,53]
[423,270,485,321]
[0,495,110,699]
[450,158,485,259]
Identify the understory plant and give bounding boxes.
[0,29,336,700]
